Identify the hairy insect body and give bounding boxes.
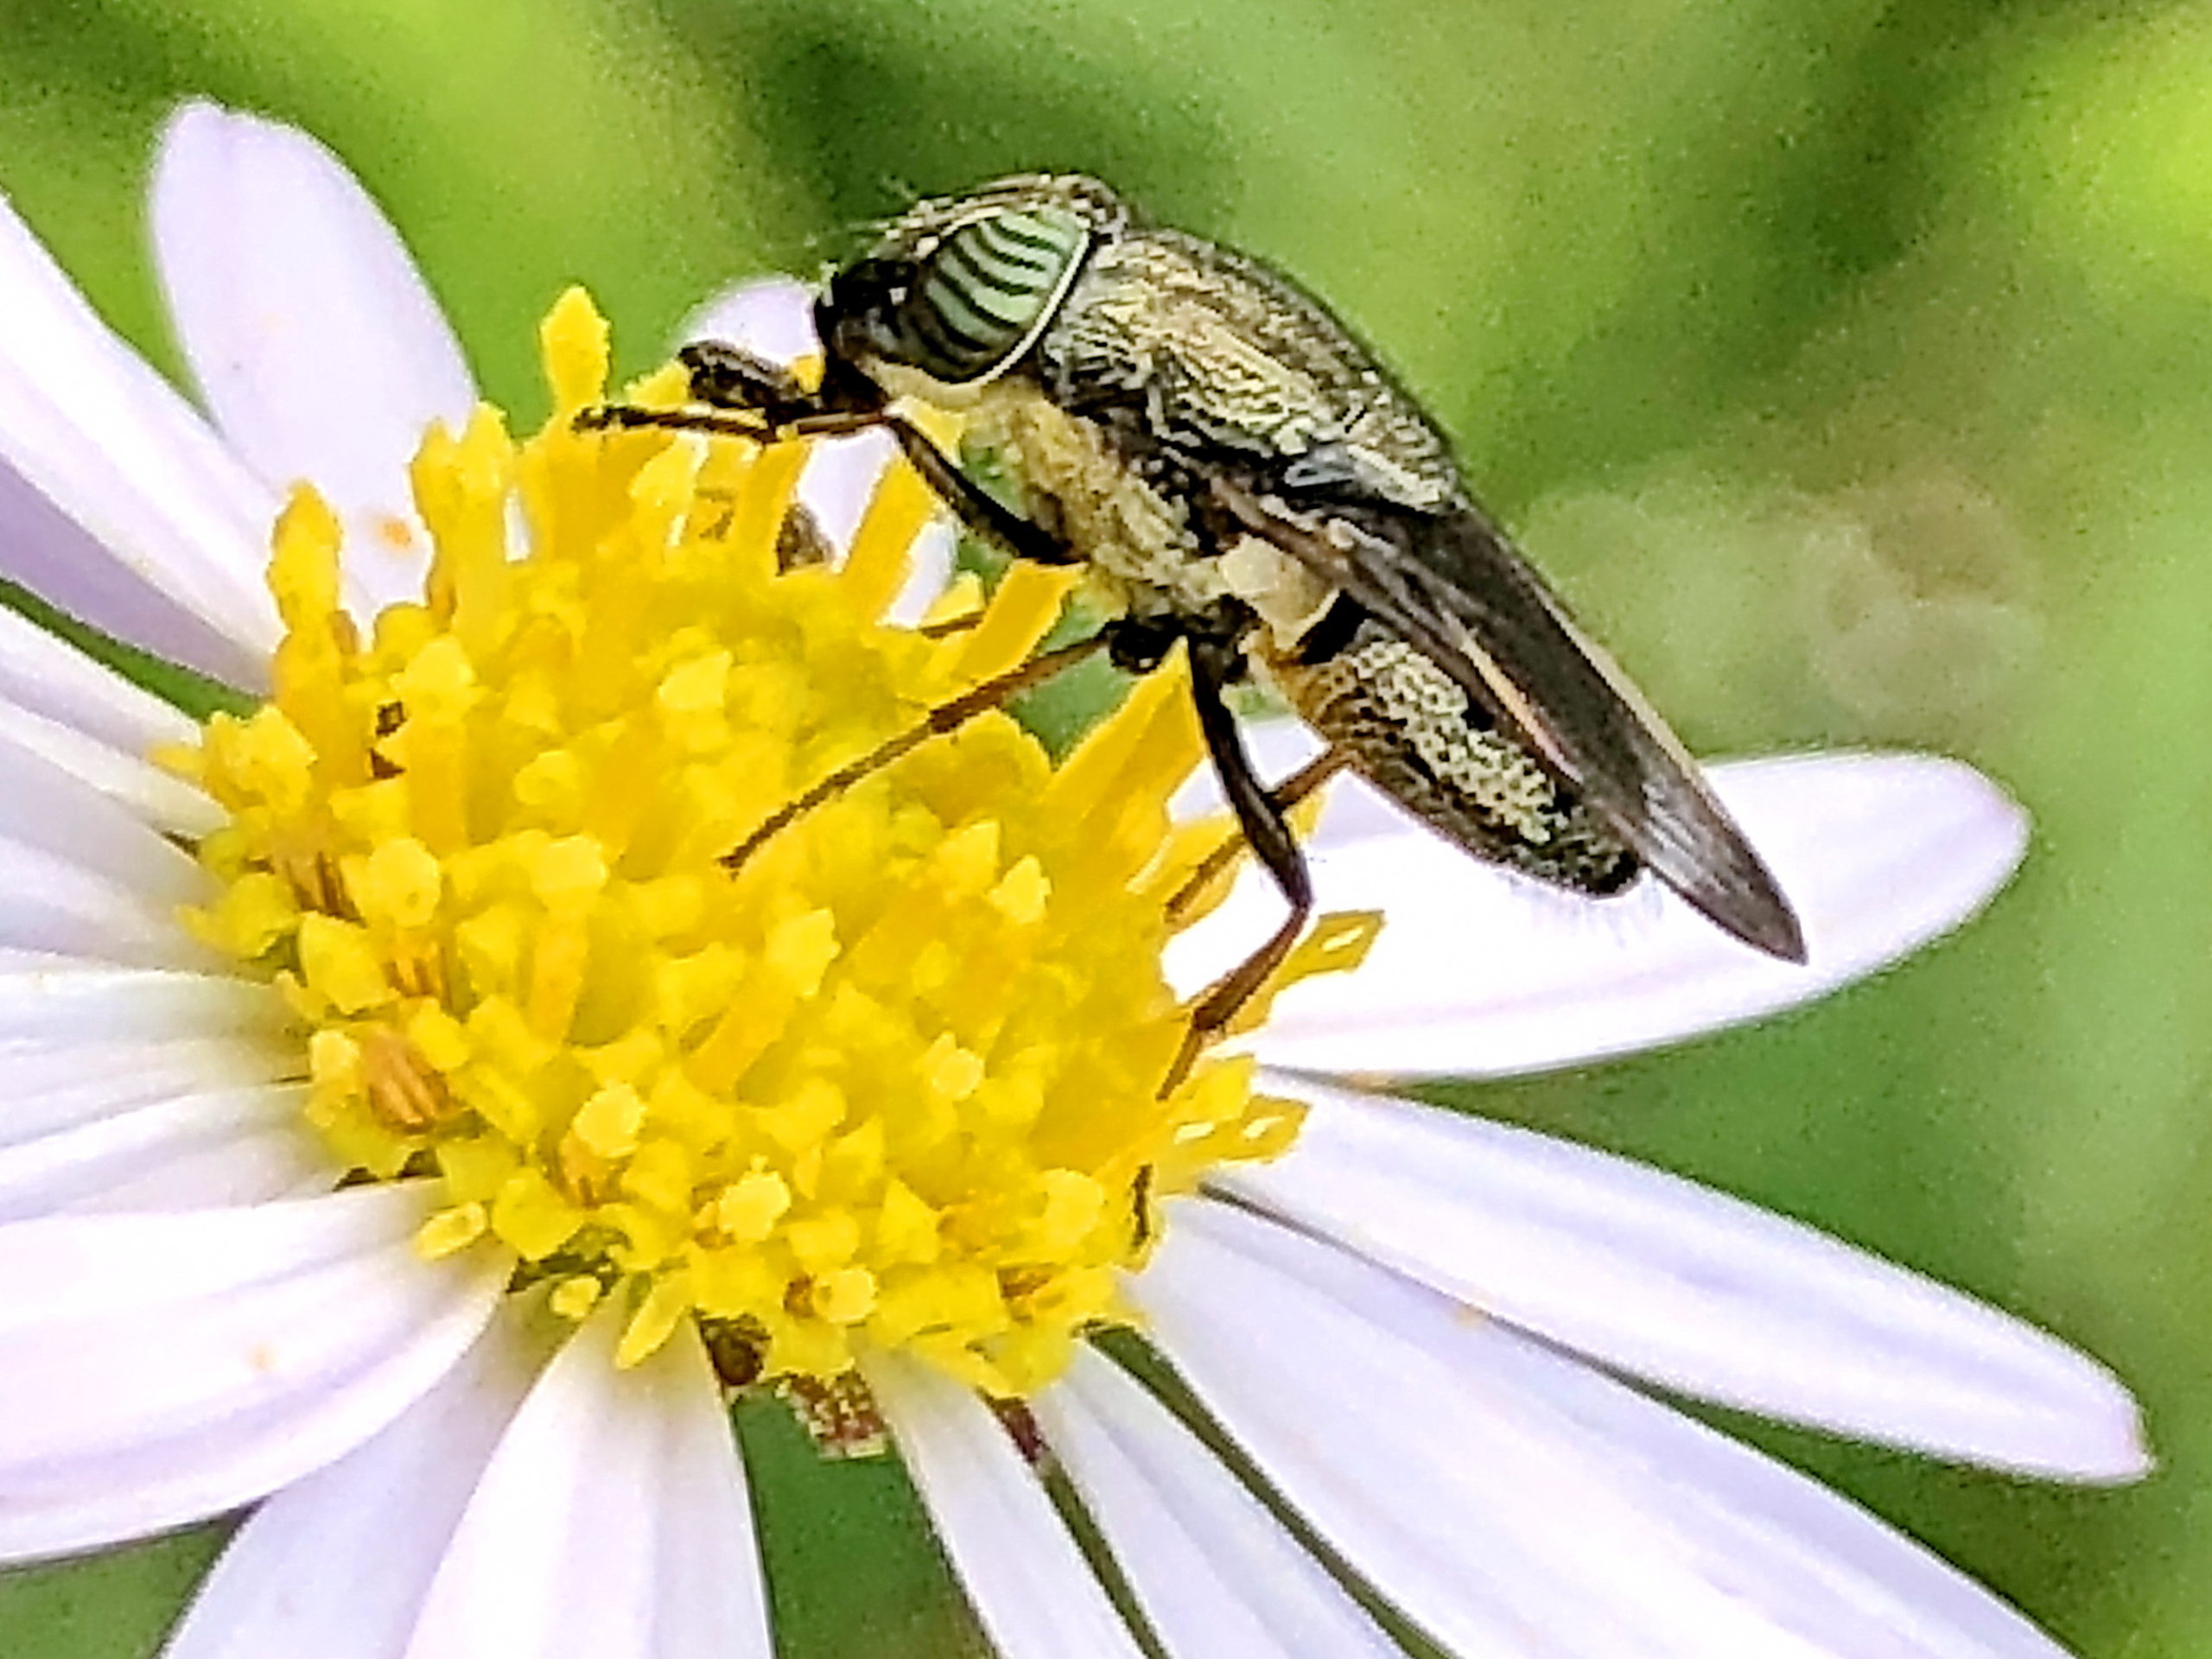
[881,218,1640,895]
[865,207,1646,897]
[958,380,1332,645]
[587,170,1803,976]
[1046,232,1459,516]
[967,381,1217,617]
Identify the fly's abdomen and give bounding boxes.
[1266,617,1639,896]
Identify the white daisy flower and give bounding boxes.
[0,101,2144,1659]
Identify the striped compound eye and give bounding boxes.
[899,204,1092,384]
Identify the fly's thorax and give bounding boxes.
[960,382,1348,651]
[962,379,1232,615]
[868,358,997,412]
[1039,232,1462,513]
[1263,617,1639,897]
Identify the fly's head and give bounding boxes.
[814,175,1128,399]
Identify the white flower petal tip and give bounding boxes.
[400,1312,771,1659]
[0,1185,505,1563]
[0,188,276,684]
[2039,1376,2154,1486]
[1223,1079,2152,1483]
[159,1314,548,1659]
[153,100,476,622]
[1173,749,2031,1078]
[681,277,821,365]
[1134,1199,2107,1659]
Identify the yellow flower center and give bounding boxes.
[172,289,1375,1397]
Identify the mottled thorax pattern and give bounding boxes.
[1039,229,1463,513]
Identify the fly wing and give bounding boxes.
[1211,477,1806,962]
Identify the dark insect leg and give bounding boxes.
[677,340,814,415]
[874,417,1082,566]
[1161,638,1316,1096]
[1128,1164,1156,1249]
[1165,747,1351,925]
[915,610,989,640]
[720,631,1111,873]
[574,404,782,442]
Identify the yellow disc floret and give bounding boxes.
[176,289,1374,1397]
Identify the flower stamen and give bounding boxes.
[178,287,1371,1397]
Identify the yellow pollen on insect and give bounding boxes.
[179,287,1374,1396]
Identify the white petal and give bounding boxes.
[1132,1200,2088,1659]
[1034,1346,1402,1659]
[0,604,216,832]
[1170,753,2026,1077]
[0,601,199,754]
[881,504,957,626]
[154,101,477,621]
[798,429,894,550]
[0,726,206,893]
[0,700,219,840]
[0,1185,505,1561]
[163,1312,550,1659]
[863,1349,1146,1659]
[0,444,265,692]
[682,279,954,620]
[0,842,204,968]
[682,277,820,366]
[0,1035,293,1147]
[1218,1079,2148,1480]
[0,1084,325,1220]
[402,1311,771,1659]
[0,960,284,1045]
[69,1118,328,1213]
[0,191,276,683]
[0,732,217,968]
[1167,717,1321,827]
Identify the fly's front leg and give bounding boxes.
[679,340,821,420]
[575,342,1109,869]
[574,340,835,440]
[1161,634,1316,1096]
[878,420,1081,567]
[582,342,1082,569]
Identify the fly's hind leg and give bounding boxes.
[1162,636,1318,1096]
[1166,746,1350,926]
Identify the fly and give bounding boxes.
[580,175,1805,1082]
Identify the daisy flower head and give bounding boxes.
[0,100,2146,1659]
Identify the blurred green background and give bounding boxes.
[0,0,2204,1652]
